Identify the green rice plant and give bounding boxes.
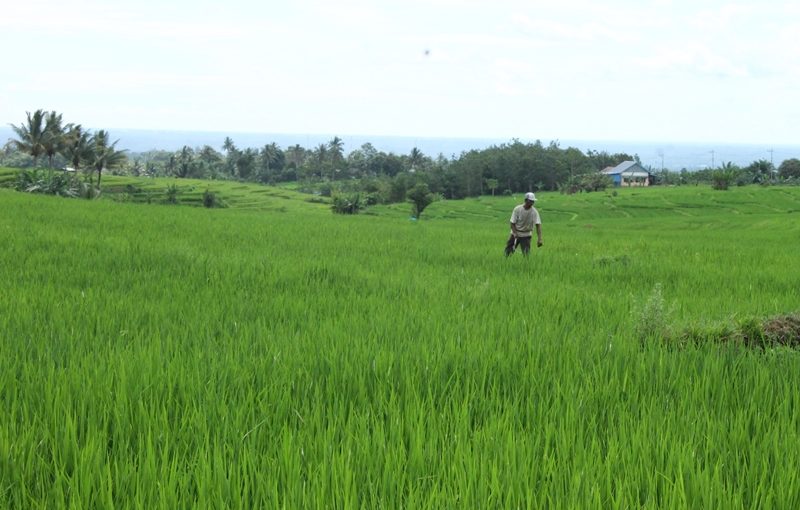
[737,316,766,346]
[0,166,19,187]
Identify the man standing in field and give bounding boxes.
[505,192,543,256]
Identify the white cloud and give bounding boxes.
[512,15,637,44]
[688,3,755,31]
[634,43,750,78]
[490,58,550,97]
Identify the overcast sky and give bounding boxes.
[2,0,798,144]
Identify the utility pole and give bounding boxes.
[768,148,776,182]
[710,150,715,169]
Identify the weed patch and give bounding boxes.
[661,313,800,349]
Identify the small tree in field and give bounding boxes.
[407,183,435,219]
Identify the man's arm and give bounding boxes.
[536,224,543,247]
[510,221,518,237]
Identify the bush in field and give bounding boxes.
[711,164,740,190]
[203,188,219,208]
[711,171,732,190]
[14,168,95,198]
[331,192,363,214]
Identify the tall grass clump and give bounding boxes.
[634,283,673,343]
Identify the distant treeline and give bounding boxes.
[5,110,800,205]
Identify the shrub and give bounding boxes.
[561,173,612,194]
[711,169,736,190]
[203,188,218,208]
[14,168,90,198]
[331,192,363,214]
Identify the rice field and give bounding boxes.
[98,175,329,212]
[1,183,800,508]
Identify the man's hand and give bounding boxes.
[537,239,543,247]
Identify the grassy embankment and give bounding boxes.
[1,178,800,508]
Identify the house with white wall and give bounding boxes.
[601,161,651,187]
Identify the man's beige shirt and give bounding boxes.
[510,205,541,237]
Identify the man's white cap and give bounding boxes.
[524,192,536,202]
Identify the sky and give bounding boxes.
[2,0,799,145]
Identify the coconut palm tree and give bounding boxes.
[222,137,239,177]
[409,147,424,172]
[174,146,197,178]
[198,145,222,166]
[42,111,66,168]
[328,136,344,164]
[198,145,223,177]
[62,125,94,172]
[9,109,47,166]
[260,142,279,169]
[222,137,237,155]
[286,144,306,168]
[91,130,127,186]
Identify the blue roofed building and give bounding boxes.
[601,161,652,187]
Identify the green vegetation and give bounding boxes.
[0,170,329,211]
[0,166,17,187]
[2,109,641,208]
[7,110,126,180]
[2,184,800,507]
[7,110,800,218]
